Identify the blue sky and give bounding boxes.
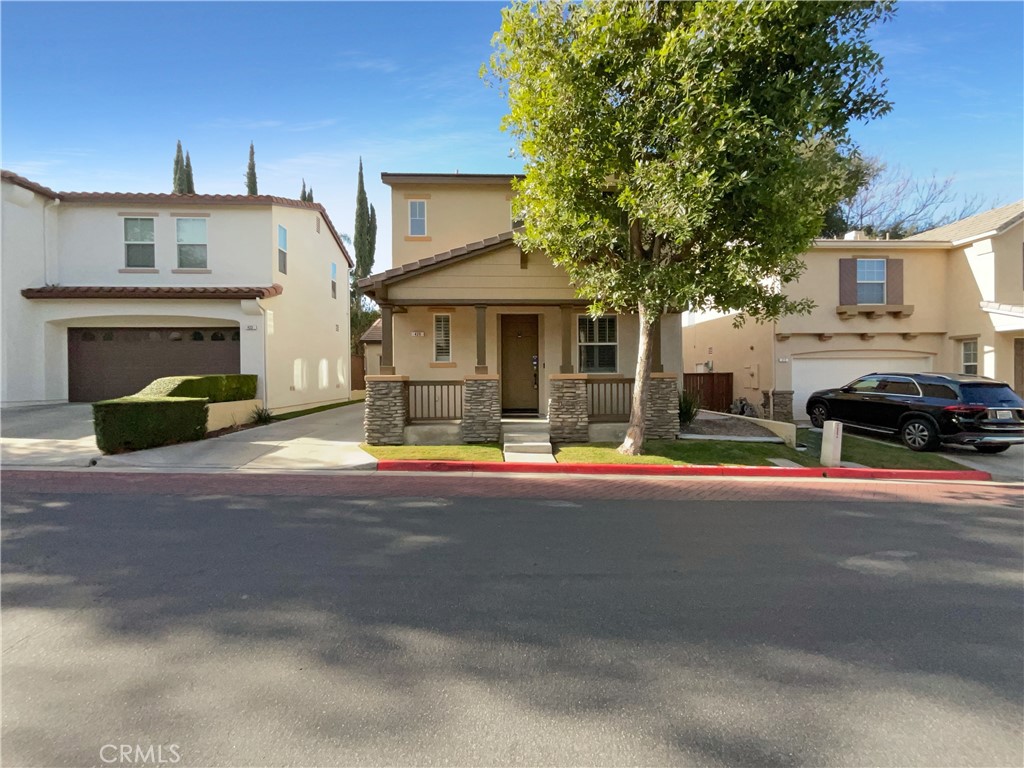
[3,1,1022,271]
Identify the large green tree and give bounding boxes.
[353,158,375,280]
[246,142,258,195]
[183,151,195,194]
[172,140,185,194]
[488,0,893,454]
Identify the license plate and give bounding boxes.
[994,409,1012,420]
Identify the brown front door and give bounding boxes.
[500,315,539,412]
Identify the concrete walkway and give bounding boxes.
[2,403,376,472]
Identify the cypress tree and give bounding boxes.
[368,204,377,268]
[173,140,185,194]
[246,142,258,195]
[307,186,314,203]
[300,179,307,202]
[353,158,373,280]
[184,151,195,194]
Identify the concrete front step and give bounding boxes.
[502,450,557,464]
[501,440,552,455]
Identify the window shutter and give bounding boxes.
[839,259,857,305]
[887,259,903,305]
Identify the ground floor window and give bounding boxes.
[578,315,617,373]
[434,314,451,363]
[962,339,978,375]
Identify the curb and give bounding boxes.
[375,460,992,482]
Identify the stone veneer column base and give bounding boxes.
[461,376,501,443]
[770,390,794,423]
[644,374,681,439]
[548,376,589,443]
[364,376,408,445]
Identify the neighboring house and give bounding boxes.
[1,170,354,412]
[681,200,1024,421]
[358,172,683,444]
[360,318,383,377]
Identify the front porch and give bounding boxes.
[363,371,681,446]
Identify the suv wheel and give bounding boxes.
[975,444,1011,454]
[900,417,939,452]
[809,402,829,429]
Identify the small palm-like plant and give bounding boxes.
[251,405,274,425]
[679,391,699,427]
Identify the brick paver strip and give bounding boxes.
[2,469,1018,508]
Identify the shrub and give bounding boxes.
[251,405,274,425]
[93,397,208,454]
[679,390,699,427]
[136,374,257,403]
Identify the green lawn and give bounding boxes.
[555,440,815,467]
[797,429,964,471]
[360,443,504,462]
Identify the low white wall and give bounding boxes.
[724,413,798,447]
[207,399,261,432]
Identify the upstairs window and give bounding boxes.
[578,316,617,373]
[176,218,207,268]
[331,262,337,299]
[124,217,155,268]
[278,225,287,274]
[409,200,427,236]
[856,259,886,304]
[434,314,451,362]
[962,339,978,375]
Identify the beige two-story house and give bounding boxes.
[2,170,354,412]
[358,173,684,444]
[681,201,1024,421]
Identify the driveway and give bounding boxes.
[1,402,376,472]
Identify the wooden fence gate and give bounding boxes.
[683,372,733,413]
[351,355,366,390]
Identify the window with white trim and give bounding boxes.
[856,258,886,304]
[578,316,617,373]
[330,262,337,299]
[175,218,207,268]
[409,200,427,236]
[433,314,451,362]
[962,339,978,375]
[278,225,287,274]
[124,217,155,268]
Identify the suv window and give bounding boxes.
[849,377,883,393]
[919,382,958,400]
[878,377,920,396]
[960,384,1024,407]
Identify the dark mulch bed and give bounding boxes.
[680,412,778,438]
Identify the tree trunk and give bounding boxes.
[618,303,654,455]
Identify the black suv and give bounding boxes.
[805,372,1024,453]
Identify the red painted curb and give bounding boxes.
[374,460,991,482]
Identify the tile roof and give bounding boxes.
[359,318,383,343]
[980,300,1024,317]
[381,172,523,186]
[21,284,284,300]
[358,230,519,290]
[1,170,353,268]
[905,200,1024,243]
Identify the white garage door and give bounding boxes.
[792,356,933,422]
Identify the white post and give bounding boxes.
[820,420,843,468]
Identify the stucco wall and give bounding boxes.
[264,205,351,412]
[388,182,515,267]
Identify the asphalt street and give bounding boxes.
[2,474,1022,767]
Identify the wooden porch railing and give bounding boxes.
[406,380,463,422]
[586,377,634,422]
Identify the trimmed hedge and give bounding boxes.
[93,397,208,454]
[136,374,257,403]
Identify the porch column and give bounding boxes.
[560,304,574,373]
[651,316,664,373]
[475,304,488,374]
[380,305,395,375]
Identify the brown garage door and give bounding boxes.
[68,327,241,402]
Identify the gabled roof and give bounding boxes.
[905,200,1024,244]
[381,172,523,186]
[359,318,383,343]
[1,169,353,267]
[358,230,520,292]
[21,284,284,300]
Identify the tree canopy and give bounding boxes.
[172,140,185,194]
[246,142,258,195]
[487,0,894,453]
